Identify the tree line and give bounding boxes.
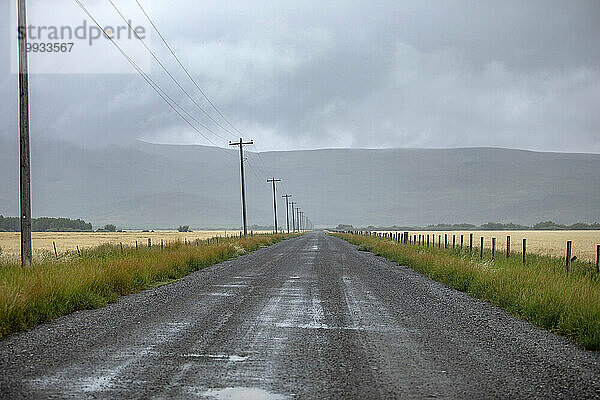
[0,216,93,232]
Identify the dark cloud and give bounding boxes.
[1,0,599,152]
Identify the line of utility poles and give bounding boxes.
[16,0,311,252]
[18,0,32,268]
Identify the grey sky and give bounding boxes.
[1,0,599,152]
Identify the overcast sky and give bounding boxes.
[1,0,599,152]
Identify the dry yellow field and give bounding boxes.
[0,230,271,260]
[378,230,600,262]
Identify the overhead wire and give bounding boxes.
[106,0,234,143]
[134,0,242,139]
[72,0,236,160]
[75,0,310,227]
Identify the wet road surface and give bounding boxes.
[0,231,599,399]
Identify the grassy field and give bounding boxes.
[376,230,600,262]
[0,233,292,339]
[334,232,600,350]
[0,230,271,261]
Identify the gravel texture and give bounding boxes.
[0,231,599,399]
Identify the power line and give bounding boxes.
[72,0,236,159]
[106,0,234,143]
[134,0,242,139]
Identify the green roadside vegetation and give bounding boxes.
[333,233,600,350]
[0,233,294,339]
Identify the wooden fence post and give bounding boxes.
[492,238,496,260]
[506,236,511,258]
[438,235,441,248]
[135,240,138,250]
[427,234,430,247]
[120,242,123,252]
[445,234,448,249]
[53,242,58,260]
[469,233,473,253]
[161,239,164,250]
[566,241,572,274]
[76,245,81,257]
[453,235,456,249]
[148,238,151,249]
[523,239,527,264]
[596,244,599,274]
[460,235,464,250]
[480,237,484,259]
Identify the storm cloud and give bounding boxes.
[1,0,599,152]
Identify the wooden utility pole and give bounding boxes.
[267,178,281,234]
[229,138,253,237]
[296,208,301,233]
[282,194,292,233]
[290,201,296,233]
[18,0,32,268]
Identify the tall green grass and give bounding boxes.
[0,234,292,339]
[335,233,600,350]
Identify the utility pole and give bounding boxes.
[267,178,281,234]
[296,208,301,233]
[282,194,292,233]
[229,138,254,237]
[290,202,296,233]
[18,0,32,268]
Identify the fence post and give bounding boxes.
[480,237,484,259]
[460,235,464,250]
[453,235,456,249]
[76,245,81,257]
[427,234,430,247]
[523,239,527,264]
[506,236,511,258]
[120,242,123,252]
[161,239,164,250]
[566,241,572,274]
[438,235,441,248]
[136,240,138,250]
[596,244,599,274]
[445,234,448,249]
[469,233,473,253]
[148,238,151,249]
[53,241,58,260]
[492,238,496,259]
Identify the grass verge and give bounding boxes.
[333,233,600,350]
[0,234,293,339]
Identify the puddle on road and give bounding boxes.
[184,354,249,362]
[201,387,288,400]
[213,284,248,288]
[198,292,234,297]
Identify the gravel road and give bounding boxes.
[1,231,599,399]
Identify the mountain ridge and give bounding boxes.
[1,138,598,228]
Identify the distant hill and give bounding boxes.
[0,138,598,228]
